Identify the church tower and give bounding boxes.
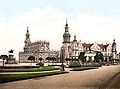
[112,39,117,60]
[63,19,71,44]
[73,35,77,42]
[24,27,31,52]
[61,19,71,60]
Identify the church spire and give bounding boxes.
[26,26,30,39]
[63,19,71,44]
[73,34,77,42]
[24,26,31,47]
[113,38,115,42]
[65,18,69,32]
[27,26,29,33]
[65,18,68,27]
[112,38,116,52]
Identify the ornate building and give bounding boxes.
[111,39,118,61]
[19,27,59,63]
[61,20,118,62]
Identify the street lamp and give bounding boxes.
[61,47,65,71]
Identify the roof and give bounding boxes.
[98,44,109,51]
[82,43,93,48]
[63,32,71,36]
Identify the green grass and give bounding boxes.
[71,67,99,71]
[0,66,60,72]
[0,71,69,83]
[69,63,101,68]
[39,66,59,71]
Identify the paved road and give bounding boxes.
[0,65,120,89]
[99,71,120,89]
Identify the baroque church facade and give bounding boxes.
[61,20,119,63]
[19,27,59,63]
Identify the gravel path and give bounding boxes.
[0,65,120,89]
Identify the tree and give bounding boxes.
[65,58,70,65]
[39,57,43,62]
[75,58,79,62]
[46,57,51,62]
[65,58,69,61]
[99,53,104,62]
[51,57,56,65]
[71,58,74,62]
[78,52,86,65]
[94,52,100,63]
[0,55,8,67]
[51,57,56,62]
[27,56,35,65]
[94,52,104,63]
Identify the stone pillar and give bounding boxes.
[86,56,89,61]
[92,56,94,62]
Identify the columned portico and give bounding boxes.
[85,51,96,62]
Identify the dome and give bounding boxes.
[63,32,71,36]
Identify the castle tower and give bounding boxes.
[73,35,77,42]
[63,19,71,44]
[24,27,31,46]
[61,19,71,60]
[24,27,31,52]
[112,39,117,60]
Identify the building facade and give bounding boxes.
[19,27,59,63]
[61,20,118,63]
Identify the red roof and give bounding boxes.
[82,43,93,48]
[98,44,109,51]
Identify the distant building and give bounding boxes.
[19,27,59,63]
[61,19,118,63]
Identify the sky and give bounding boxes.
[0,0,120,60]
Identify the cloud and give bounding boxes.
[0,6,120,60]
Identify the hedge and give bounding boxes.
[0,66,60,72]
[71,67,99,71]
[0,66,39,69]
[0,71,69,83]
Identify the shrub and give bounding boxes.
[71,67,98,71]
[0,66,60,72]
[81,63,101,67]
[69,61,81,68]
[68,62,101,68]
[0,66,39,69]
[36,62,44,66]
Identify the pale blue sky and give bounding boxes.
[0,0,120,20]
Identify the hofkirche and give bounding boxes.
[19,27,60,63]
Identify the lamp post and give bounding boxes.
[61,47,65,71]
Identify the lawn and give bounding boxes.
[71,67,99,71]
[0,71,69,83]
[0,66,60,72]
